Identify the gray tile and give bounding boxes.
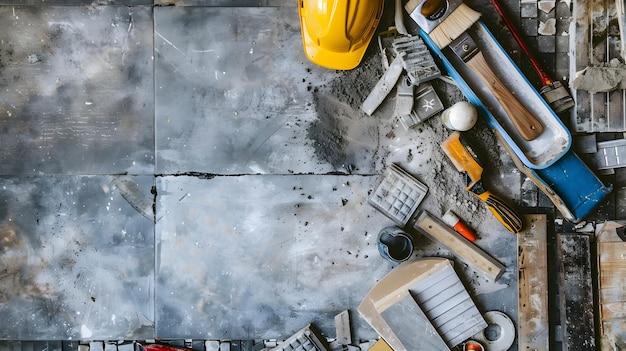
[555,0,571,18]
[556,34,569,53]
[555,53,570,81]
[521,2,538,17]
[155,175,390,340]
[0,7,154,176]
[522,18,538,36]
[0,175,155,340]
[154,7,390,175]
[537,35,556,53]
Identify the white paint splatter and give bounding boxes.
[80,324,93,338]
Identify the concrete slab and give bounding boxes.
[0,176,155,340]
[0,6,154,175]
[155,175,389,339]
[154,7,393,175]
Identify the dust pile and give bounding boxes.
[307,54,386,172]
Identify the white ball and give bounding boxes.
[442,101,478,131]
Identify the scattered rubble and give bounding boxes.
[573,58,626,92]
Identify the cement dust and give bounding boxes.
[307,54,388,173]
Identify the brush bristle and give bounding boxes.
[429,3,481,48]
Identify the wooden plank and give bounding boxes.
[517,214,549,351]
[596,221,626,350]
[598,242,626,260]
[601,301,626,319]
[557,234,596,351]
[411,211,505,282]
[598,237,626,303]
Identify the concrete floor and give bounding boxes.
[0,0,623,349]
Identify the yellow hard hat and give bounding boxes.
[299,0,385,70]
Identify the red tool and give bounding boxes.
[442,209,478,242]
[490,0,574,113]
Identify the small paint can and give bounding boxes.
[464,341,485,351]
[377,226,414,263]
[442,101,478,131]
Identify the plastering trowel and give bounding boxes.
[441,132,523,233]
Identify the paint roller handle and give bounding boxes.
[466,52,544,140]
[490,0,554,85]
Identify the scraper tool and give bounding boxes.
[441,132,523,233]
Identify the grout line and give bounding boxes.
[152,4,158,338]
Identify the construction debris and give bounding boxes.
[361,56,404,116]
[392,36,441,86]
[397,81,444,129]
[573,59,626,93]
[268,325,329,351]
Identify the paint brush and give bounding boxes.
[490,0,574,113]
[406,0,544,141]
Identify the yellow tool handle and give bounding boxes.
[475,191,523,233]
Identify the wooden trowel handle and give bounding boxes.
[466,51,544,140]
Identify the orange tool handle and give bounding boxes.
[453,221,478,242]
[475,191,523,233]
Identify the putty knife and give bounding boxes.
[441,132,523,233]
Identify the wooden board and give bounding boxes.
[412,211,505,281]
[358,258,454,351]
[557,234,596,351]
[517,214,549,351]
[358,258,486,351]
[596,221,626,350]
